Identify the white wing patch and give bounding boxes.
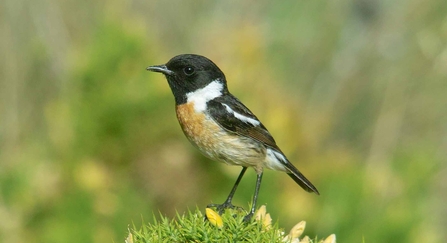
[222,104,261,126]
[186,80,223,112]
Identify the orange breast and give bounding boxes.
[175,102,265,171]
[175,102,221,150]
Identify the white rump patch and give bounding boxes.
[265,148,287,171]
[186,80,223,112]
[222,104,260,126]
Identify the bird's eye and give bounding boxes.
[183,66,195,76]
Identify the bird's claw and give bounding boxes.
[207,202,245,215]
[242,212,254,223]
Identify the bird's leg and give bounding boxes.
[207,167,247,214]
[243,171,263,222]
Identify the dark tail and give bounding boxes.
[285,162,319,195]
[268,148,319,195]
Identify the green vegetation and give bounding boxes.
[1,0,446,242]
[128,206,335,243]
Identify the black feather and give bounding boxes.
[286,165,320,195]
[207,95,279,149]
[207,95,319,194]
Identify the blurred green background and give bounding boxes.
[1,0,446,242]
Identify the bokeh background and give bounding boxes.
[1,0,446,242]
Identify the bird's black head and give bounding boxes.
[147,54,228,104]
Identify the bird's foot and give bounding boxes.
[206,202,256,223]
[207,201,245,215]
[242,212,254,223]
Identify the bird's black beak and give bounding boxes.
[146,64,174,76]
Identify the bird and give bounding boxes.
[146,54,319,221]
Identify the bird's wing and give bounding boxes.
[207,95,320,195]
[207,95,280,151]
